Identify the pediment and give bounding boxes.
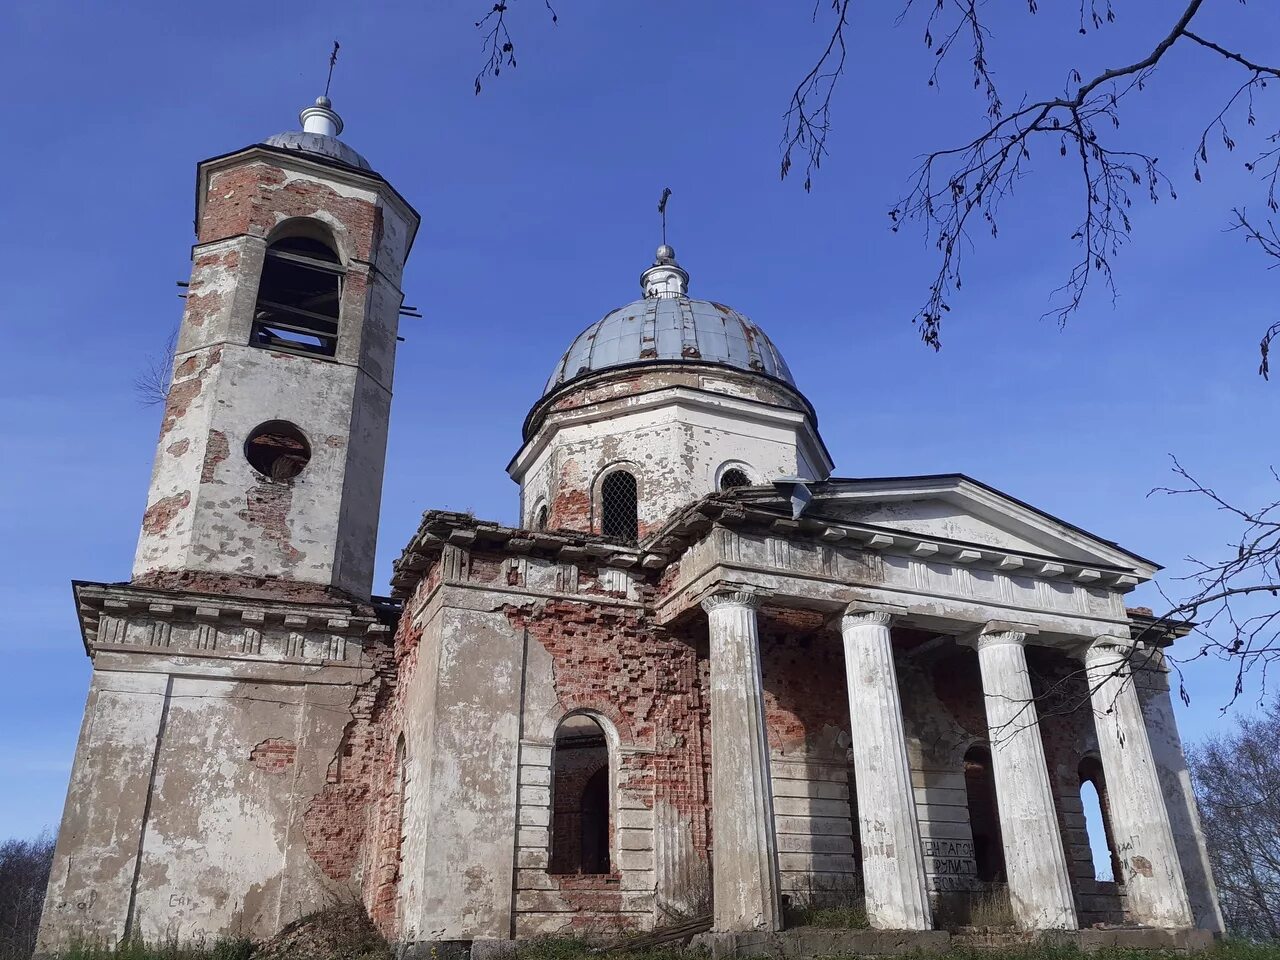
[809,475,1158,577]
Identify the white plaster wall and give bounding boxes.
[39,654,357,951]
[400,601,524,941]
[38,671,170,952]
[518,395,820,533]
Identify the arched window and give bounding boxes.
[1079,757,1121,882]
[964,745,1007,883]
[550,715,611,875]
[535,503,549,531]
[720,468,751,491]
[600,470,638,542]
[252,233,344,358]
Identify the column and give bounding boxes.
[1131,643,1224,932]
[975,630,1078,930]
[702,590,783,932]
[1085,639,1194,928]
[840,609,932,930]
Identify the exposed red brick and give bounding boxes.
[160,347,222,437]
[201,429,229,484]
[249,738,297,774]
[238,481,303,568]
[758,609,850,753]
[166,438,190,457]
[141,491,190,535]
[199,162,383,264]
[129,569,365,606]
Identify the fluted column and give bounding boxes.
[1085,639,1194,928]
[702,590,782,932]
[976,630,1078,930]
[839,609,932,930]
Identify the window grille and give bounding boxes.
[251,235,344,358]
[535,504,549,531]
[720,468,751,491]
[600,471,638,542]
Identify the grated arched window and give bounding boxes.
[600,471,638,542]
[535,504,549,531]
[251,234,344,357]
[720,468,751,491]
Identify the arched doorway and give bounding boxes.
[964,745,1007,883]
[550,714,612,875]
[1079,756,1121,883]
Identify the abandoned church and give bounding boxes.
[38,96,1224,955]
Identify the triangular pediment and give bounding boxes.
[807,475,1158,577]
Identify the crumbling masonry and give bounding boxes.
[38,96,1223,956]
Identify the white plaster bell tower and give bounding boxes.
[132,97,420,600]
[510,246,833,539]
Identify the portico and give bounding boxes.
[654,474,1207,933]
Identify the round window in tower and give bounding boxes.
[245,421,312,481]
[719,468,751,491]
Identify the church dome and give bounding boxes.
[544,247,796,395]
[262,97,372,172]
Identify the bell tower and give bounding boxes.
[133,96,420,599]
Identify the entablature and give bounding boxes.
[73,580,393,666]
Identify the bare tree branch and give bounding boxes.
[780,1,852,193]
[473,0,558,96]
[134,327,178,407]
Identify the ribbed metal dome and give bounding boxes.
[545,295,796,395]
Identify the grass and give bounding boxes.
[55,938,253,960]
[783,903,870,929]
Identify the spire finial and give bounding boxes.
[298,42,345,138]
[324,41,340,98]
[658,187,672,247]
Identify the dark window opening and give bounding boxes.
[600,471,638,542]
[550,715,611,875]
[1079,757,1121,883]
[252,235,344,358]
[720,468,751,491]
[245,421,311,480]
[535,504,549,531]
[964,745,1007,883]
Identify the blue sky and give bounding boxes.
[1,0,1276,877]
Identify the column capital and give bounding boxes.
[974,629,1027,651]
[841,609,894,630]
[1084,635,1135,665]
[701,589,761,614]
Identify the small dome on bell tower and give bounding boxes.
[263,95,372,171]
